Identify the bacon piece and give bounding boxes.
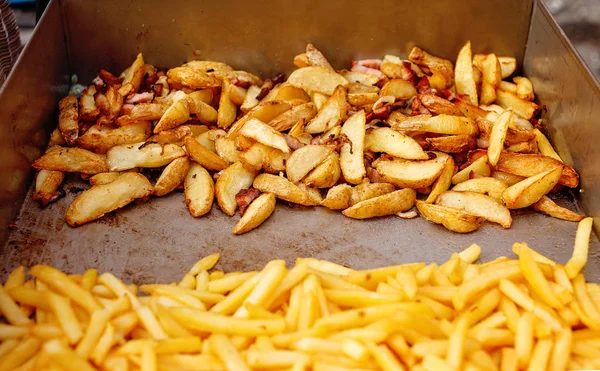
[231,78,251,89]
[353,59,383,69]
[125,92,155,104]
[416,76,432,94]
[236,188,260,216]
[98,69,121,85]
[401,61,419,85]
[350,64,386,80]
[366,166,382,183]
[410,97,431,116]
[366,105,392,122]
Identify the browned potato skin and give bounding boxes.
[77,121,152,154]
[58,96,79,146]
[79,85,99,121]
[268,103,317,132]
[33,146,109,174]
[531,196,584,222]
[167,67,222,89]
[33,170,65,206]
[185,136,229,171]
[426,135,476,153]
[66,173,153,227]
[418,94,463,116]
[350,182,396,206]
[232,193,276,235]
[154,157,191,196]
[342,188,416,219]
[416,200,485,233]
[496,152,579,188]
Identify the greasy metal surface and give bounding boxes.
[0,0,70,247]
[2,0,600,283]
[523,2,600,229]
[2,183,599,283]
[61,0,533,81]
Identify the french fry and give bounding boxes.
[45,291,83,344]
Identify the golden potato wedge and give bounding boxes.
[436,191,512,228]
[184,60,233,72]
[499,81,518,94]
[505,141,535,153]
[533,129,561,162]
[479,54,502,105]
[454,99,489,120]
[426,135,476,153]
[309,91,329,112]
[268,103,317,132]
[125,103,169,122]
[228,84,247,106]
[58,96,79,146]
[408,47,454,90]
[298,183,323,204]
[106,142,186,171]
[77,121,152,154]
[79,85,99,121]
[228,101,293,140]
[241,86,262,113]
[390,114,478,136]
[233,193,277,235]
[502,166,562,209]
[288,119,312,145]
[239,142,287,173]
[286,145,334,183]
[340,110,367,184]
[321,184,353,210]
[209,69,263,86]
[343,188,416,219]
[452,177,508,202]
[304,152,341,188]
[451,155,490,184]
[187,92,218,124]
[492,171,525,186]
[195,129,225,153]
[380,55,412,79]
[217,79,237,128]
[305,44,334,71]
[66,173,153,227]
[380,79,417,100]
[498,57,517,78]
[416,200,485,233]
[239,119,290,153]
[33,170,65,206]
[425,155,455,203]
[89,171,123,186]
[495,90,539,119]
[495,152,578,188]
[454,41,478,105]
[418,94,463,116]
[348,92,380,106]
[33,146,109,174]
[306,86,348,134]
[216,162,256,216]
[488,110,513,166]
[154,157,191,196]
[375,158,444,189]
[253,174,316,206]
[341,70,380,86]
[167,67,222,89]
[154,99,190,133]
[185,163,214,217]
[512,77,534,101]
[475,117,535,146]
[122,53,145,92]
[294,52,310,68]
[147,125,196,146]
[185,136,229,171]
[267,83,311,103]
[365,128,427,160]
[531,196,584,222]
[214,137,240,164]
[350,182,396,206]
[49,128,66,146]
[287,66,349,96]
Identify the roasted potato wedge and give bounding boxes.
[487,110,513,166]
[492,171,525,186]
[77,121,152,154]
[298,183,323,204]
[495,90,539,119]
[154,99,191,133]
[185,136,229,171]
[239,119,290,154]
[185,163,214,217]
[495,152,578,188]
[187,92,218,124]
[58,96,79,146]
[436,191,512,228]
[350,182,396,206]
[418,94,463,116]
[89,171,125,186]
[452,177,508,202]
[304,152,341,188]
[33,146,109,174]
[425,155,455,203]
[241,86,262,113]
[286,145,334,183]
[79,85,99,121]
[502,166,563,209]
[167,67,222,89]
[215,137,240,164]
[451,155,490,184]
[408,47,453,90]
[321,184,353,210]
[154,157,191,196]
[380,79,417,100]
[33,170,65,206]
[239,142,288,174]
[253,174,317,206]
[512,77,534,101]
[454,41,478,105]
[268,103,317,132]
[122,53,145,92]
[531,196,584,222]
[343,188,416,219]
[228,101,293,139]
[195,129,225,153]
[216,162,256,216]
[416,200,485,233]
[348,92,380,106]
[305,43,334,71]
[267,83,311,103]
[217,79,237,128]
[125,103,168,123]
[426,135,476,153]
[147,125,196,146]
[305,86,348,134]
[107,142,186,171]
[375,158,444,189]
[66,173,153,227]
[209,69,263,86]
[287,66,349,96]
[479,54,502,105]
[366,128,428,160]
[340,110,367,184]
[341,70,380,85]
[228,84,247,106]
[498,57,517,78]
[184,60,234,72]
[532,128,561,162]
[233,193,276,235]
[390,114,478,136]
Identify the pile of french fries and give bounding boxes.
[30,42,583,234]
[0,217,596,370]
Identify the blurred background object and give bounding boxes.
[1,0,600,84]
[0,0,23,86]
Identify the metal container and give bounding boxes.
[1,0,599,283]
